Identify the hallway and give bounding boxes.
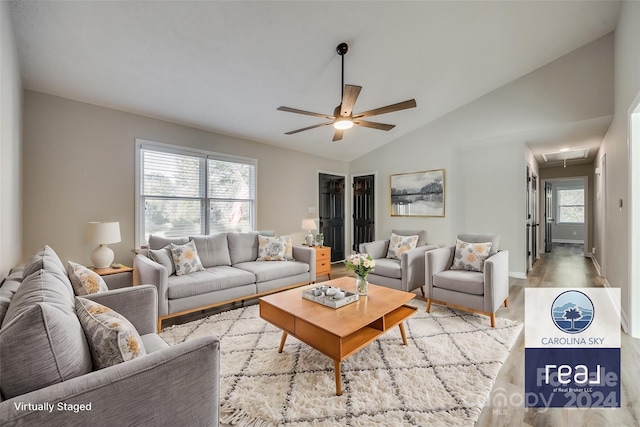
[527,243,606,288]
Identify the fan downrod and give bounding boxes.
[336,42,348,56]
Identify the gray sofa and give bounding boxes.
[359,229,438,294]
[0,246,220,426]
[134,231,316,330]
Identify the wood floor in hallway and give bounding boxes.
[477,243,640,427]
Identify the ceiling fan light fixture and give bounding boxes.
[333,117,353,130]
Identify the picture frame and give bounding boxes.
[390,169,445,217]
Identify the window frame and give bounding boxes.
[135,139,257,247]
[555,185,585,225]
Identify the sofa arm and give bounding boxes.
[359,240,389,259]
[84,285,158,335]
[133,254,169,317]
[484,250,510,312]
[400,245,439,292]
[425,246,455,288]
[292,245,316,282]
[0,336,220,427]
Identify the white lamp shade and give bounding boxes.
[85,222,121,245]
[301,219,317,231]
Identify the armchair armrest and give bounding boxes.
[133,253,169,317]
[400,245,439,292]
[292,245,316,282]
[425,246,455,288]
[84,285,158,335]
[0,336,220,427]
[483,250,510,312]
[359,240,389,259]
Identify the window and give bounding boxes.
[556,186,584,224]
[136,140,256,246]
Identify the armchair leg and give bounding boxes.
[490,313,496,328]
[420,286,426,298]
[504,297,508,307]
[426,298,432,313]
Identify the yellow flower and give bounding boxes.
[88,305,111,315]
[466,253,478,263]
[184,249,194,260]
[127,335,140,354]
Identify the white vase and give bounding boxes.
[356,275,369,296]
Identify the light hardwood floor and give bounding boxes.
[168,244,639,426]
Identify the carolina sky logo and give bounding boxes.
[551,290,594,334]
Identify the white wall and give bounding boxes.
[22,91,348,267]
[595,0,640,333]
[0,2,23,278]
[350,34,613,277]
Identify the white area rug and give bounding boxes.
[160,298,522,426]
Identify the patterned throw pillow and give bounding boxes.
[67,261,109,295]
[256,235,286,261]
[75,297,146,369]
[280,235,294,260]
[386,233,419,260]
[450,239,493,272]
[169,240,205,276]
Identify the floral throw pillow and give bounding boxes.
[450,239,493,272]
[75,297,146,369]
[169,240,204,276]
[386,233,419,260]
[280,235,294,261]
[67,261,109,296]
[257,235,286,261]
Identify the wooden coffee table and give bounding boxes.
[259,277,417,395]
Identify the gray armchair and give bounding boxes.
[359,229,438,294]
[425,233,509,327]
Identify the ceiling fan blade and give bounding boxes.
[284,121,333,135]
[353,120,395,131]
[332,129,344,141]
[277,106,335,120]
[340,85,362,116]
[353,99,417,119]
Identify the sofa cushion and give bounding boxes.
[75,297,147,369]
[433,270,485,296]
[170,240,205,276]
[234,260,309,283]
[227,232,260,265]
[369,257,402,279]
[167,267,256,299]
[67,261,109,295]
[190,234,231,268]
[22,245,72,293]
[149,245,176,276]
[392,229,428,247]
[386,232,419,260]
[450,239,492,273]
[256,235,286,261]
[148,235,189,250]
[0,270,92,399]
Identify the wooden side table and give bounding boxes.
[90,265,134,289]
[313,246,331,281]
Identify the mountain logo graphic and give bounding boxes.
[551,290,594,334]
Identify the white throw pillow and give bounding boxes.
[257,235,286,261]
[67,261,109,295]
[386,233,419,260]
[450,239,493,272]
[170,240,205,276]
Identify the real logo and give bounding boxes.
[551,290,594,334]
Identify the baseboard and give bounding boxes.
[509,271,527,279]
[602,278,629,334]
[551,239,585,244]
[590,255,602,276]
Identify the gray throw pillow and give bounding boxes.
[148,245,175,276]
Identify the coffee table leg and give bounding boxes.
[398,322,408,346]
[278,331,288,353]
[334,360,343,396]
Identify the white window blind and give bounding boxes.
[556,186,584,224]
[136,140,256,245]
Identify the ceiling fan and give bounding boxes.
[277,42,417,142]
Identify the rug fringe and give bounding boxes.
[221,404,274,427]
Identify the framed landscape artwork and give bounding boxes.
[390,169,445,217]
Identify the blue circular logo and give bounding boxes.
[551,290,594,334]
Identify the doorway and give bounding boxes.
[526,167,539,271]
[319,173,346,262]
[352,174,375,252]
[543,177,588,257]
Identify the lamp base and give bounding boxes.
[91,245,114,269]
[305,233,314,246]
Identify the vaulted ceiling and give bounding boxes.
[9,1,620,162]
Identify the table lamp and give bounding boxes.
[301,219,317,246]
[86,221,121,268]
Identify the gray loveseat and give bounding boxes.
[0,246,220,426]
[134,231,316,330]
